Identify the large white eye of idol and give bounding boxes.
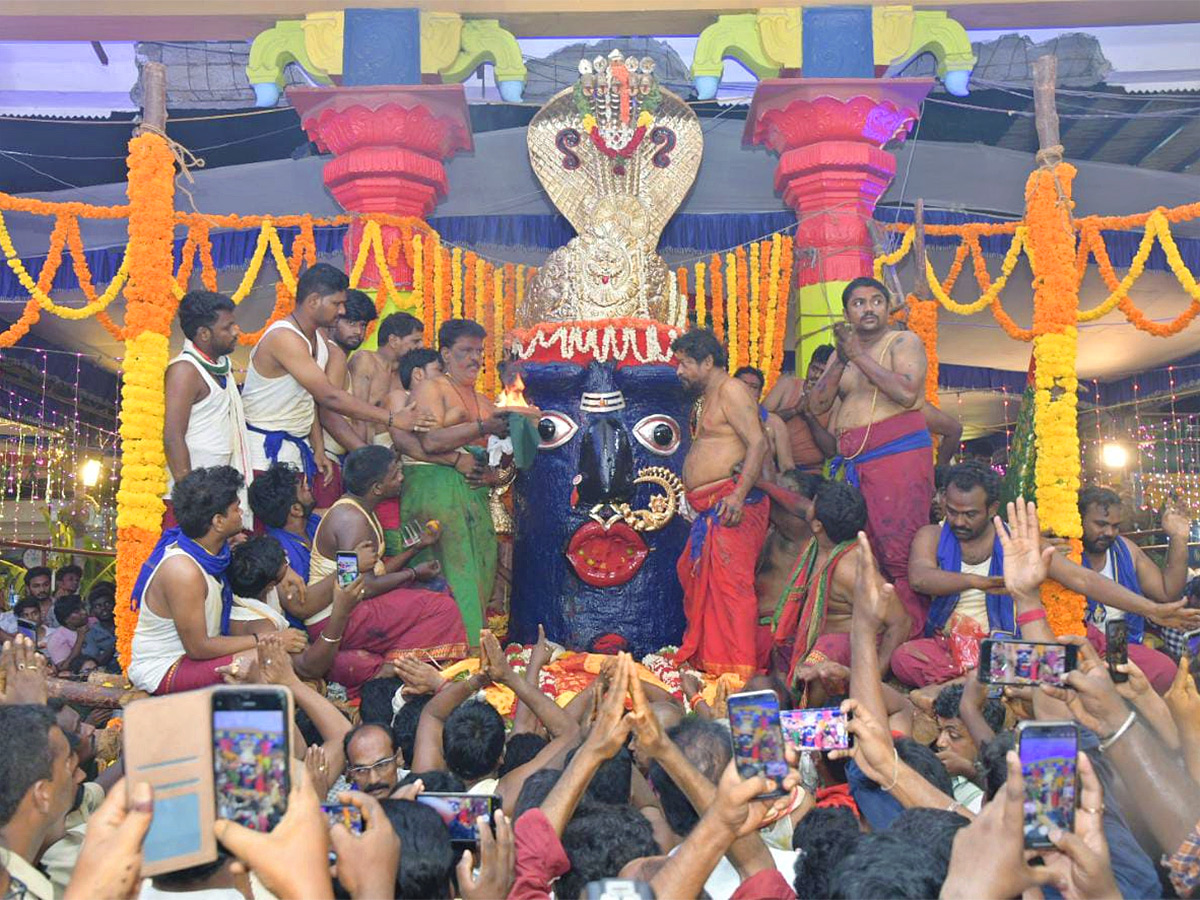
[632,415,681,456]
[537,411,579,450]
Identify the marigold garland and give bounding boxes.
[757,240,772,373]
[461,251,477,321]
[710,252,725,341]
[694,261,707,328]
[411,232,425,333]
[478,260,495,393]
[762,236,782,392]
[503,263,516,345]
[439,244,452,329]
[424,231,439,342]
[774,235,793,390]
[1026,161,1086,636]
[509,265,521,334]
[748,241,761,368]
[116,133,178,669]
[735,246,750,373]
[492,264,505,393]
[239,220,315,346]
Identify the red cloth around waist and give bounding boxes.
[837,408,927,458]
[686,478,739,513]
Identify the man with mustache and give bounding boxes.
[1078,485,1192,691]
[396,319,510,648]
[894,463,1198,691]
[806,278,935,637]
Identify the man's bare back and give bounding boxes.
[756,528,807,620]
[683,377,761,491]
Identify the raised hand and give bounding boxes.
[1165,656,1200,736]
[457,809,515,900]
[1040,753,1120,900]
[1038,636,1130,737]
[0,634,48,705]
[829,698,895,785]
[853,531,890,626]
[214,766,332,898]
[305,744,333,800]
[582,652,634,758]
[941,751,1056,899]
[329,790,401,900]
[528,624,553,675]
[480,629,515,686]
[256,632,296,687]
[628,664,670,762]
[1162,501,1192,542]
[391,655,445,696]
[62,779,154,900]
[712,756,800,838]
[713,676,731,721]
[332,575,367,616]
[995,499,1057,600]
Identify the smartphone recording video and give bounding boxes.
[727,690,788,796]
[336,552,359,589]
[416,793,497,847]
[980,638,1077,686]
[1018,721,1078,849]
[1106,619,1129,684]
[780,707,852,752]
[212,688,291,832]
[321,803,364,834]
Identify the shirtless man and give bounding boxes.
[163,290,252,525]
[671,328,770,678]
[807,276,933,636]
[385,348,443,414]
[734,366,793,481]
[397,320,510,646]
[755,470,823,668]
[772,481,911,697]
[314,289,377,507]
[241,264,430,483]
[763,345,834,474]
[348,311,424,441]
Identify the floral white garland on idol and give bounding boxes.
[510,320,682,364]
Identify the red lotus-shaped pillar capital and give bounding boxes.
[287,85,473,289]
[744,78,933,286]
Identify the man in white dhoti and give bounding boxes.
[241,263,431,483]
[163,290,254,527]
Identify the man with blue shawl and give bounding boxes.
[1079,486,1193,692]
[895,463,1200,690]
[127,466,260,694]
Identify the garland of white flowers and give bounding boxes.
[511,321,680,364]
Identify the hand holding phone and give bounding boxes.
[416,793,498,847]
[980,638,1078,687]
[212,687,292,833]
[1018,721,1078,849]
[336,552,359,589]
[726,690,788,798]
[1105,620,1129,684]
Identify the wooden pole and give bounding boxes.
[1032,55,1061,157]
[137,60,168,134]
[912,198,932,301]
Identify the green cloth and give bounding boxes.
[397,463,497,645]
[507,412,539,470]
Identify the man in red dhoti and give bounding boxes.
[672,329,771,678]
[807,277,934,637]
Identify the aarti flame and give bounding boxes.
[495,372,529,408]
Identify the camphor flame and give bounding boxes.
[495,372,528,408]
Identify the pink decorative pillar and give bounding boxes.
[288,85,473,290]
[743,78,933,369]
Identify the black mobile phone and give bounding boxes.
[212,687,291,833]
[780,706,853,752]
[1018,720,1078,849]
[979,638,1078,687]
[416,793,498,847]
[726,690,788,797]
[336,552,359,589]
[1106,619,1129,683]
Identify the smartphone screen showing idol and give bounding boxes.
[1018,721,1078,849]
[212,688,290,832]
[336,552,358,589]
[979,638,1078,687]
[727,690,788,796]
[780,707,852,752]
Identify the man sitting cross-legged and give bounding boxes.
[771,481,911,695]
[128,466,260,694]
[897,462,1200,692]
[303,445,467,692]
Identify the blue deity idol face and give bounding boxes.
[509,360,692,656]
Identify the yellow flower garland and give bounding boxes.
[725,251,737,370]
[694,261,707,328]
[926,227,1028,316]
[749,240,761,367]
[763,233,782,392]
[411,232,425,327]
[451,247,464,319]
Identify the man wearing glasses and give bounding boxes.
[342,722,402,799]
